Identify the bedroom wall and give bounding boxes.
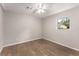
[43,6,79,51]
[0,5,3,52]
[3,12,42,46]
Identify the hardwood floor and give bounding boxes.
[1,39,79,56]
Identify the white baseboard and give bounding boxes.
[44,37,79,52]
[2,37,79,52]
[3,38,41,48]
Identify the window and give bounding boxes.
[57,17,70,30]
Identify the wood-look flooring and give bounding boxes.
[1,39,79,56]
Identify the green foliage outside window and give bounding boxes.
[57,17,70,30]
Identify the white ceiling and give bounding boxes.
[1,3,79,18]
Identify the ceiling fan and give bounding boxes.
[25,3,48,15]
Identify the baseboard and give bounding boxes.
[44,37,79,52]
[3,38,41,48]
[3,37,79,52]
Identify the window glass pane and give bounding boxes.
[57,17,70,30]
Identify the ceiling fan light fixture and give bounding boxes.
[34,4,47,14]
[36,9,45,14]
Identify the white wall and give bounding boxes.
[3,12,42,46]
[43,6,79,51]
[0,5,3,52]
